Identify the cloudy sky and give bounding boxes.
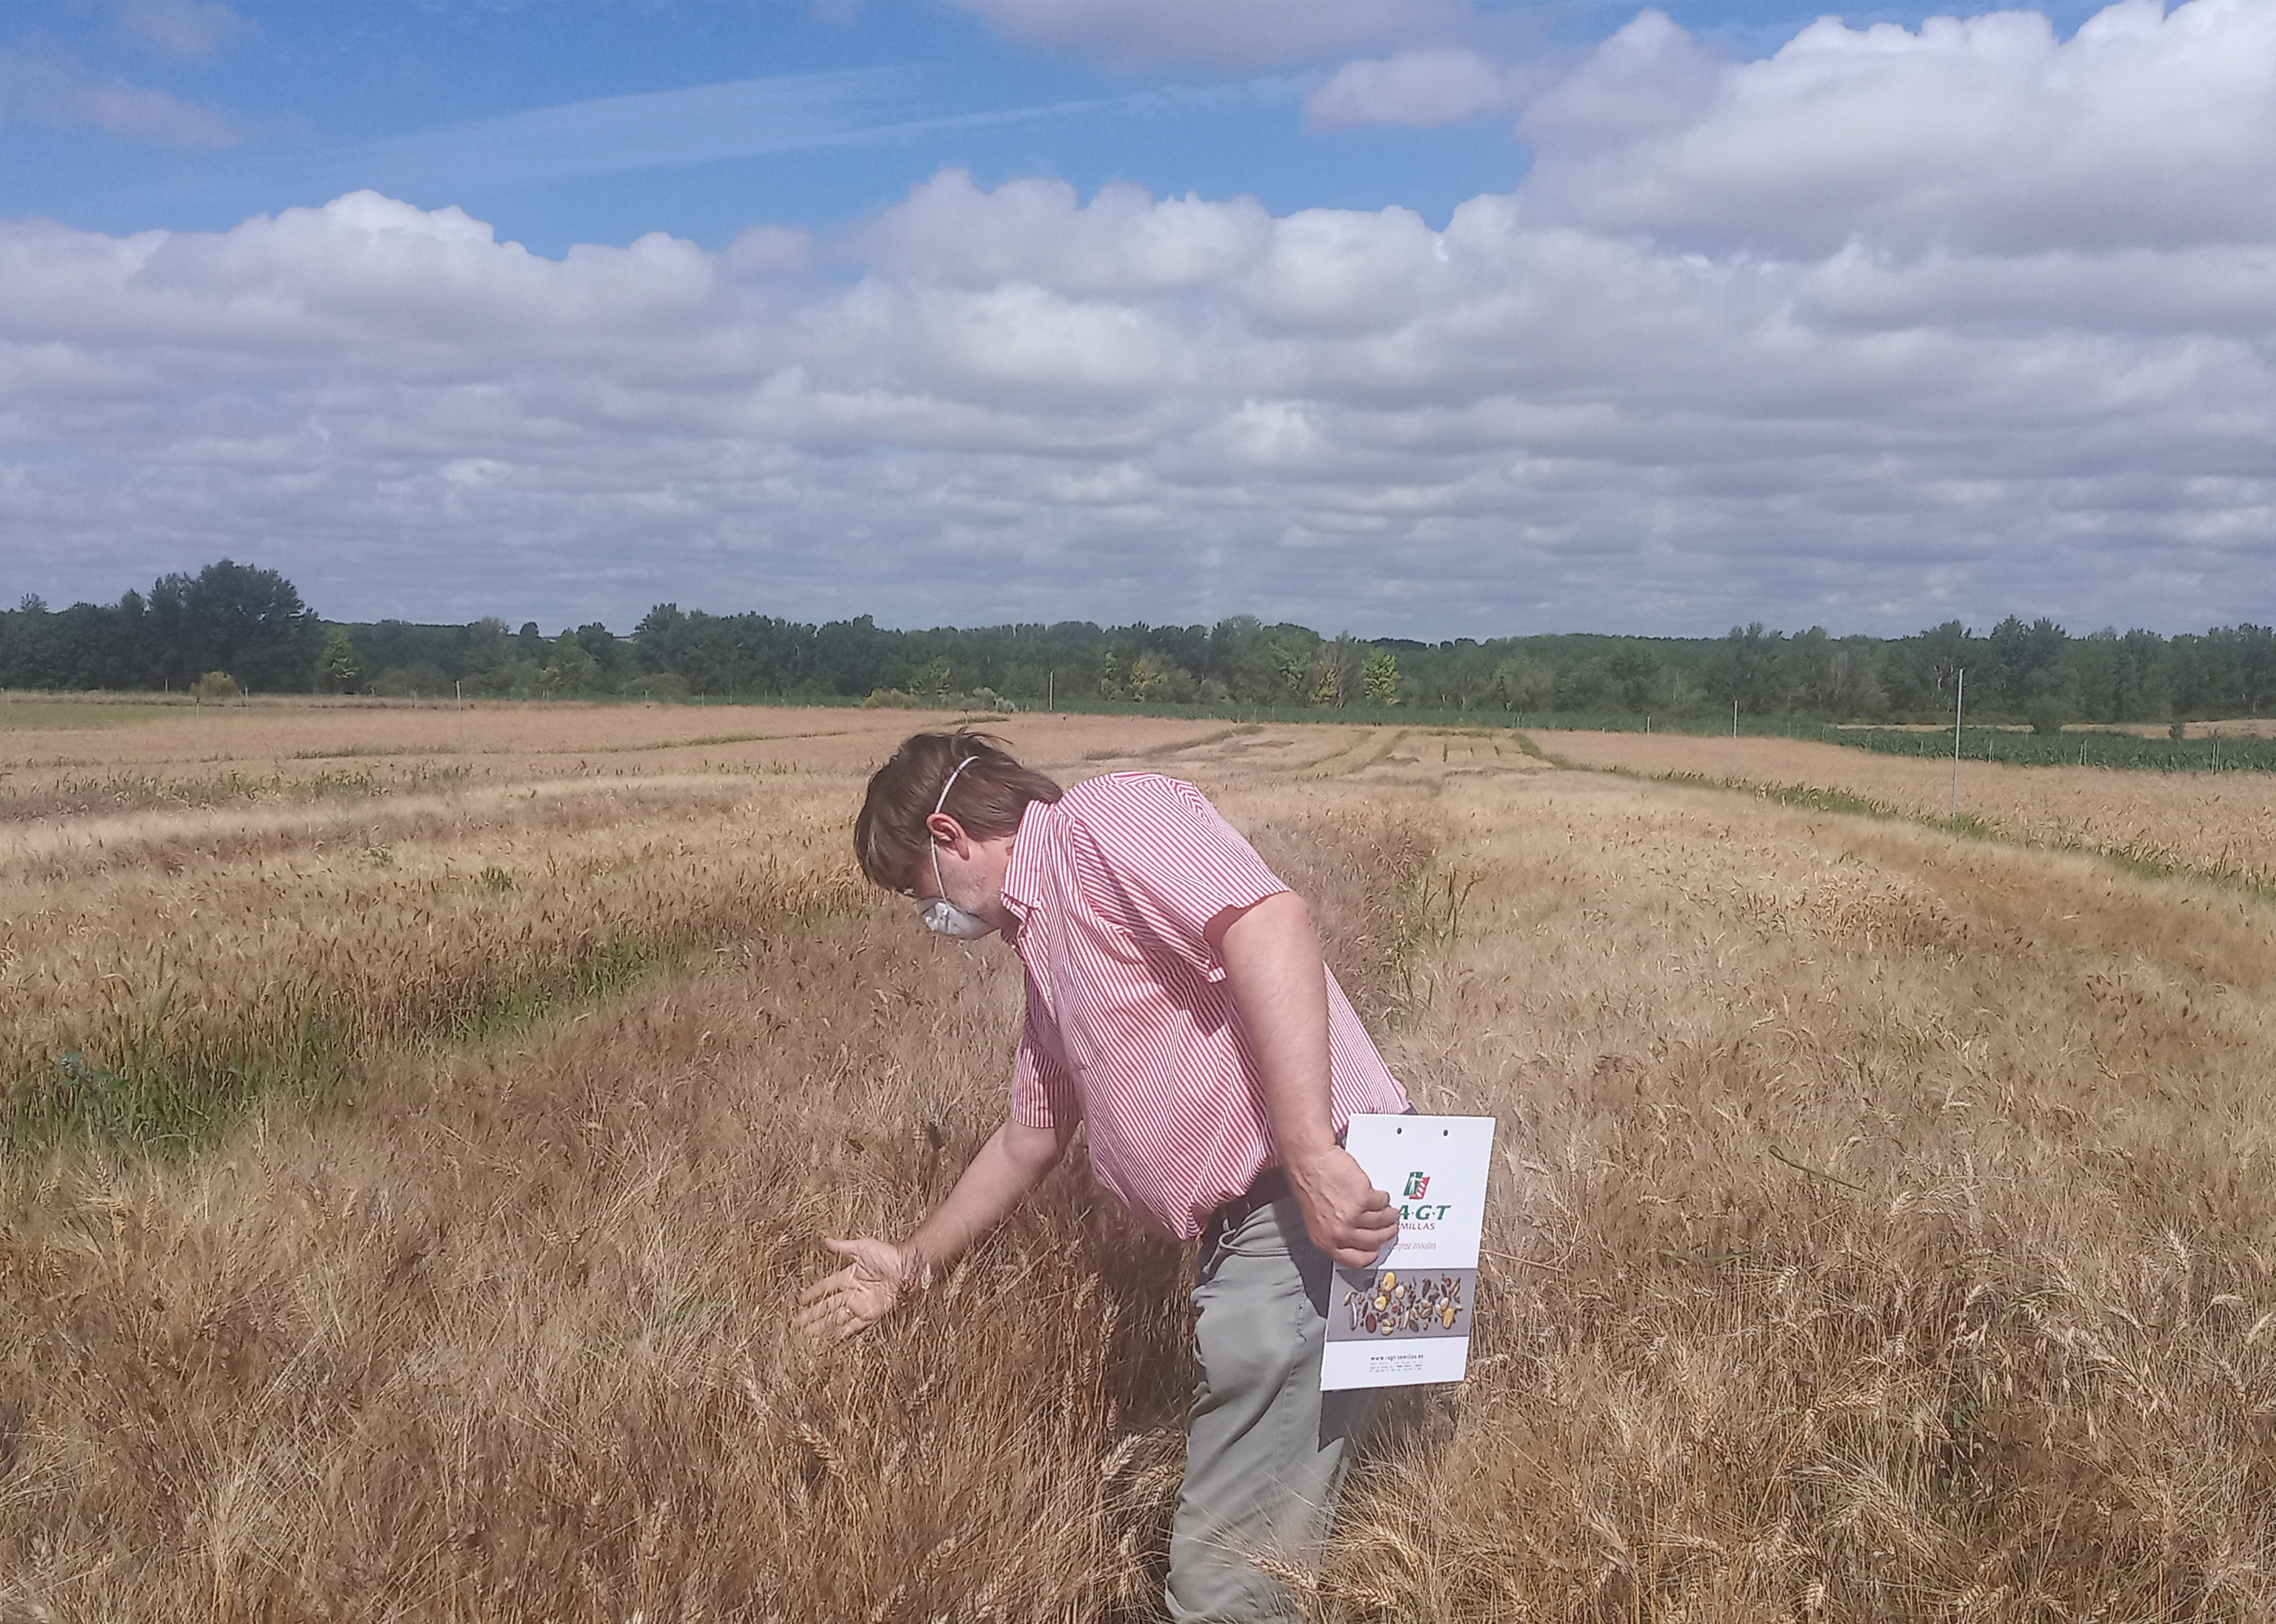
[0,0,2264,638]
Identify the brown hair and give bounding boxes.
[854,732,1064,892]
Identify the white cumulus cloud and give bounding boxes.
[3,1,2275,639]
[853,171,1274,295]
[1308,48,1518,127]
[1522,0,2276,255]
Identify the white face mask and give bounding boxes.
[920,843,996,939]
[917,755,996,939]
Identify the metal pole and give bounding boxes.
[456,680,466,758]
[1730,699,1738,781]
[1951,668,1965,825]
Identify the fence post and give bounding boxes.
[1951,668,1965,825]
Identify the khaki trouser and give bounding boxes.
[1166,1193,1385,1622]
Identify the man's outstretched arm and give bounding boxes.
[1212,891,1398,1268]
[794,1115,1069,1340]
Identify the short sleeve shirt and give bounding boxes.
[999,772,1410,1239]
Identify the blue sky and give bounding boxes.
[9,0,2114,251]
[0,0,2264,638]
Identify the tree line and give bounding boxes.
[5,560,2276,724]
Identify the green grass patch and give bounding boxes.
[441,937,681,1046]
[1755,780,1996,838]
[2,933,694,1158]
[2070,840,2276,907]
[3,1007,357,1156]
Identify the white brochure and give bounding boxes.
[1321,1113,1497,1391]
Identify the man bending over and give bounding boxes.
[797,732,1408,1620]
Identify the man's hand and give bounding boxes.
[1285,1146,1398,1268]
[790,1117,1066,1344]
[793,1236,918,1340]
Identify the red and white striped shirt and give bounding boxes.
[1001,772,1410,1240]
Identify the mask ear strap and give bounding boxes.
[922,753,982,888]
[932,752,979,820]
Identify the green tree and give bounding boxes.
[318,627,361,693]
[1986,615,2069,714]
[1124,653,1196,701]
[1883,620,1971,713]
[463,617,511,674]
[1442,645,1498,709]
[1362,647,1400,707]
[1318,634,1365,707]
[1706,623,1788,715]
[539,631,599,695]
[575,622,626,675]
[1790,627,1884,717]
[147,559,323,692]
[1494,655,1554,711]
[1607,645,1659,711]
[1205,616,1276,701]
[1269,636,1318,703]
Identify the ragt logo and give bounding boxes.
[1397,1171,1451,1221]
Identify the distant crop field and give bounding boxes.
[0,693,180,730]
[1541,726,2276,892]
[4,701,2272,1620]
[1837,724,2276,773]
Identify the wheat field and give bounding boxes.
[1540,727,2276,892]
[3,703,2273,1621]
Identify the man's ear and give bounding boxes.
[925,812,968,854]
